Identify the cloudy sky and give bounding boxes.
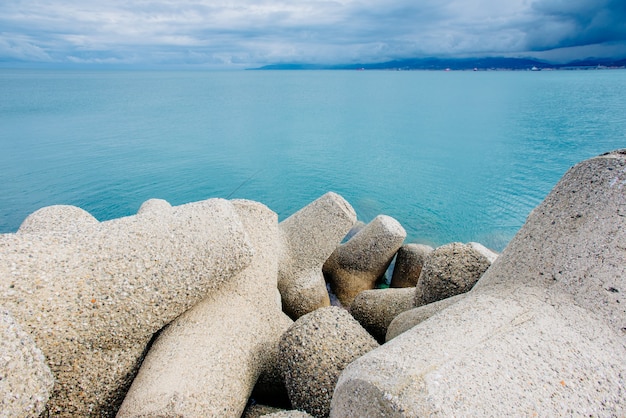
[1,0,625,68]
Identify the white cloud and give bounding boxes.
[0,0,624,67]
[0,33,53,61]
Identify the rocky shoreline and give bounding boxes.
[2,150,625,417]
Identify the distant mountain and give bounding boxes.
[562,57,626,68]
[252,56,626,71]
[337,56,549,70]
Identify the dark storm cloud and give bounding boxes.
[527,0,626,51]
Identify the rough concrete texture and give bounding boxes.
[473,150,626,334]
[350,288,415,342]
[330,150,626,416]
[1,308,54,417]
[385,293,467,341]
[414,242,491,307]
[0,198,253,417]
[278,307,379,418]
[242,404,285,418]
[469,241,499,263]
[278,192,357,319]
[117,200,293,417]
[332,290,626,417]
[324,215,406,307]
[389,244,433,288]
[261,411,315,418]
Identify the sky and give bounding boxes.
[1,0,625,68]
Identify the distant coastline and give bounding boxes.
[251,56,626,71]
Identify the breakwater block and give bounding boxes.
[278,192,357,319]
[0,198,254,417]
[117,200,293,417]
[330,150,626,417]
[389,243,433,288]
[324,215,406,306]
[1,308,54,417]
[278,306,378,417]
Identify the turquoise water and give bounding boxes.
[1,69,625,251]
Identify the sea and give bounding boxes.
[1,69,625,251]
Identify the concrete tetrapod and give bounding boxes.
[389,243,433,288]
[354,242,495,342]
[278,306,379,418]
[0,198,253,417]
[350,288,416,342]
[330,150,626,416]
[324,215,406,307]
[385,293,467,341]
[414,242,492,307]
[117,200,293,417]
[1,308,54,417]
[278,192,357,319]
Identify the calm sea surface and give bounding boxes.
[1,69,625,250]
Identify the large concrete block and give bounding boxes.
[332,290,626,416]
[117,200,292,417]
[278,192,357,319]
[385,293,467,341]
[414,242,491,306]
[0,198,253,417]
[350,288,415,342]
[324,215,406,306]
[278,306,378,418]
[389,243,433,288]
[473,150,626,331]
[1,308,54,417]
[330,150,626,416]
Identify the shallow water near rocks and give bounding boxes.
[1,69,625,251]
